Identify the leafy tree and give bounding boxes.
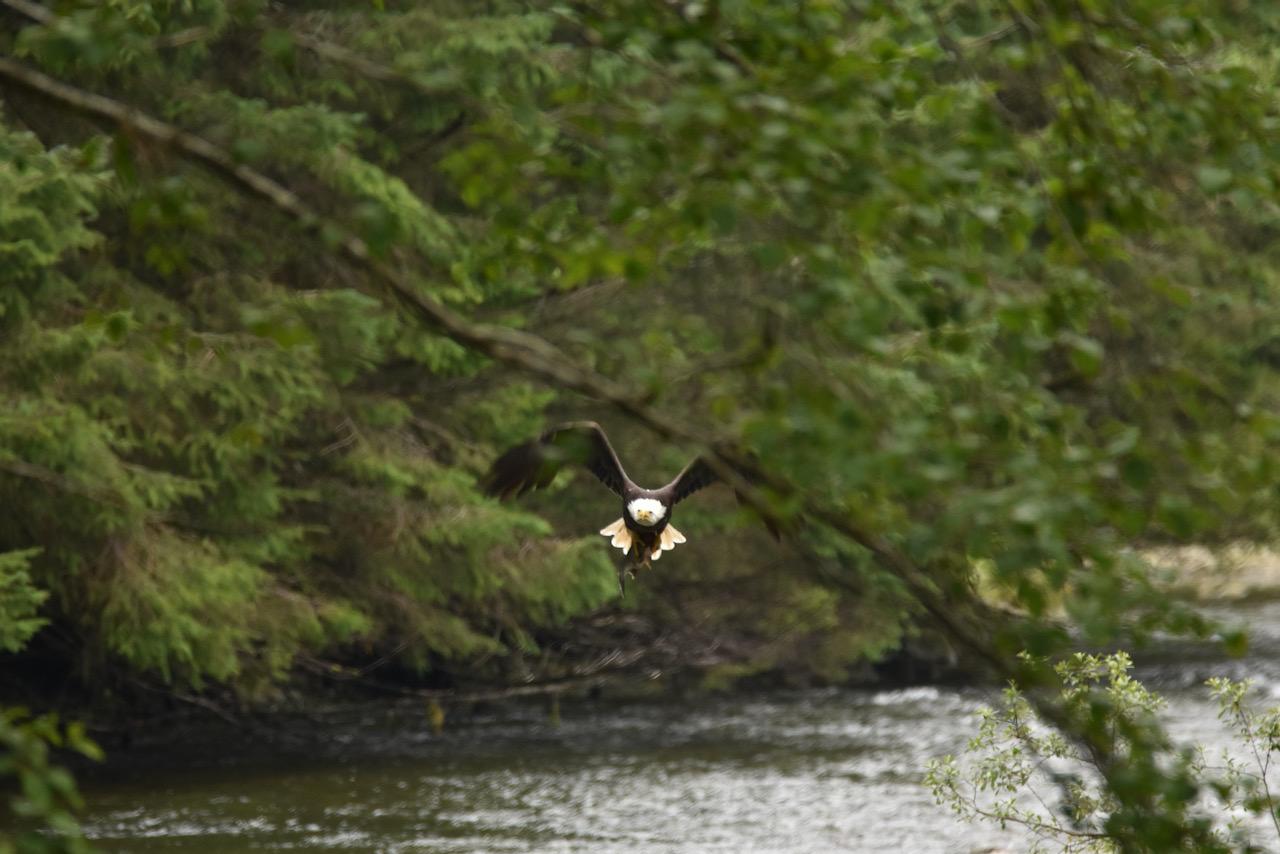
[0,551,46,653]
[1,1,1279,846]
[928,654,1280,852]
[0,709,100,854]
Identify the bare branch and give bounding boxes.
[0,457,121,505]
[297,654,614,702]
[154,25,213,49]
[0,0,52,24]
[291,31,456,100]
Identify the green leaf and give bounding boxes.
[1194,165,1233,193]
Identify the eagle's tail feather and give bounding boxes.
[602,519,687,563]
[651,523,686,561]
[600,518,633,554]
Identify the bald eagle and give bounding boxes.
[482,422,721,591]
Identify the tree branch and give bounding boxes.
[297,654,616,702]
[0,457,120,506]
[290,30,457,100]
[0,0,52,24]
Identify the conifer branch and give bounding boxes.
[0,2,464,102]
[0,57,629,407]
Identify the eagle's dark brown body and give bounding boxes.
[606,484,683,568]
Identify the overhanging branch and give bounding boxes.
[0,0,51,24]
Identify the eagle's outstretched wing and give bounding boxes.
[659,455,785,539]
[482,421,631,499]
[660,458,718,505]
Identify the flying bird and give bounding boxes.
[482,422,723,592]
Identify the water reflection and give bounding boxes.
[82,686,1026,852]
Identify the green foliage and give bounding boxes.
[0,3,622,694]
[0,708,100,854]
[0,550,47,653]
[928,654,1280,852]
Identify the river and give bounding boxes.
[77,601,1280,853]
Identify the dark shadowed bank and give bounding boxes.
[3,588,969,754]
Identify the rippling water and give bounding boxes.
[78,601,1280,853]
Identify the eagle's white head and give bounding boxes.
[627,497,667,527]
